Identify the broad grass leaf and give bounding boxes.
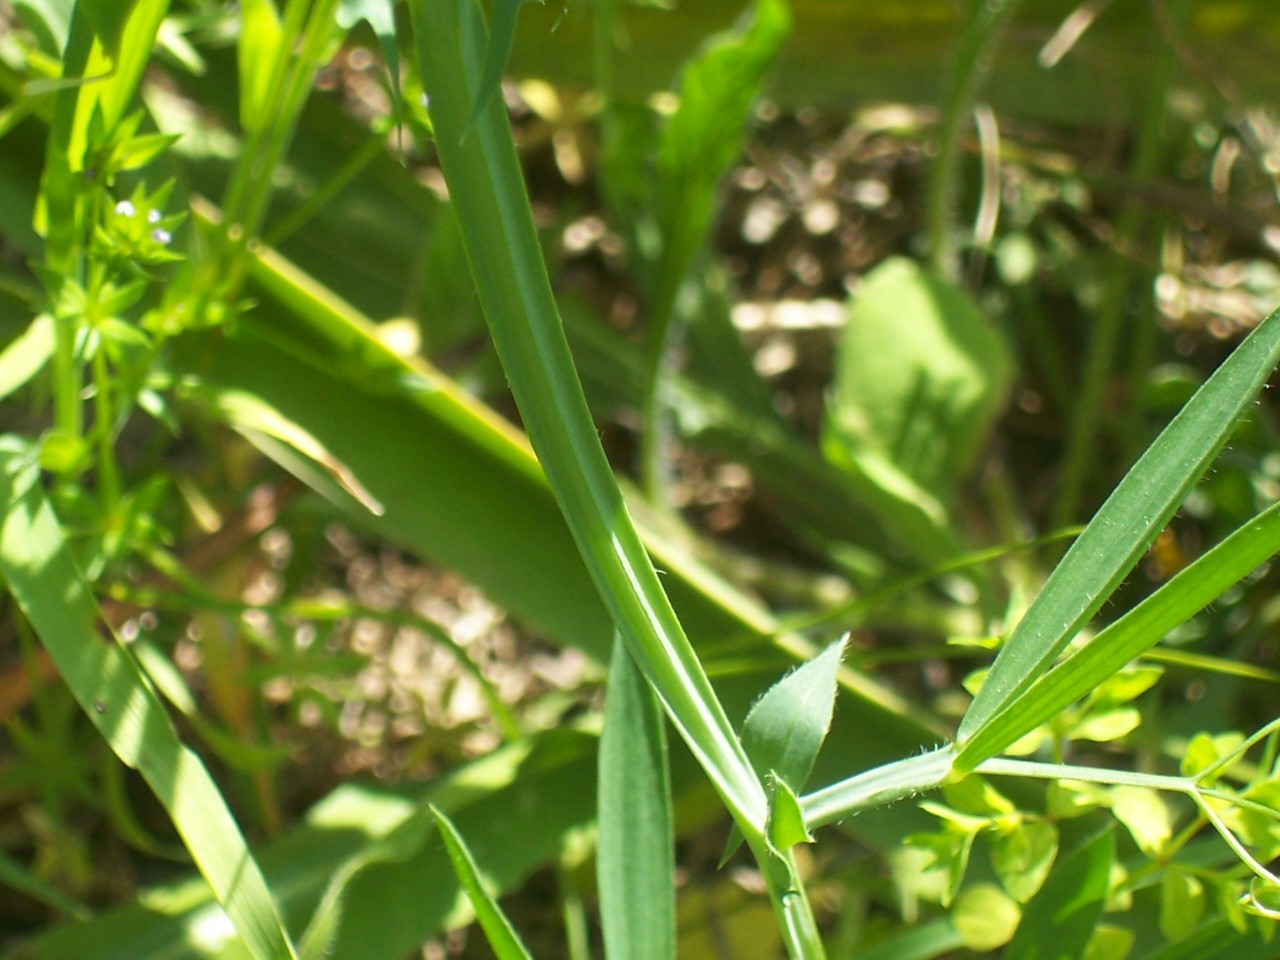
[0,440,299,960]
[952,883,1020,951]
[598,633,675,960]
[238,0,283,133]
[958,303,1280,757]
[1004,826,1113,960]
[412,0,769,832]
[741,637,844,793]
[825,257,1012,508]
[430,805,536,960]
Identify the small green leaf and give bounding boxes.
[1068,707,1142,744]
[1160,865,1206,943]
[0,315,54,402]
[826,257,1012,508]
[991,819,1058,903]
[941,774,1015,817]
[740,636,845,793]
[952,883,1021,950]
[906,827,976,906]
[766,776,813,851]
[430,805,536,960]
[1083,924,1135,960]
[1110,786,1171,858]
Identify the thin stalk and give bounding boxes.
[1051,0,1183,530]
[925,0,1022,278]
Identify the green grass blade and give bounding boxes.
[430,805,537,960]
[1002,827,1112,960]
[409,0,767,831]
[598,632,676,960]
[958,304,1280,744]
[0,439,300,960]
[957,498,1280,770]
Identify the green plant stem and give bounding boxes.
[219,0,341,301]
[925,0,1022,278]
[411,0,766,832]
[1050,1,1182,530]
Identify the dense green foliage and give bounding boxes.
[2,1,1280,958]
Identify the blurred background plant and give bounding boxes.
[0,0,1279,957]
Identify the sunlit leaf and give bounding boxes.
[1110,786,1172,858]
[952,883,1021,951]
[991,819,1058,903]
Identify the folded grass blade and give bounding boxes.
[0,439,299,960]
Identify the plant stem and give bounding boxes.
[1051,0,1183,530]
[925,0,1022,278]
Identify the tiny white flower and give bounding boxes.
[147,209,161,223]
[151,228,172,245]
[115,200,135,217]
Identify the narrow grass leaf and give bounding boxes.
[466,0,542,133]
[337,0,401,102]
[956,497,1280,769]
[959,304,1280,745]
[0,440,299,960]
[598,632,676,960]
[238,0,284,133]
[430,805,536,960]
[0,848,89,920]
[1003,826,1113,960]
